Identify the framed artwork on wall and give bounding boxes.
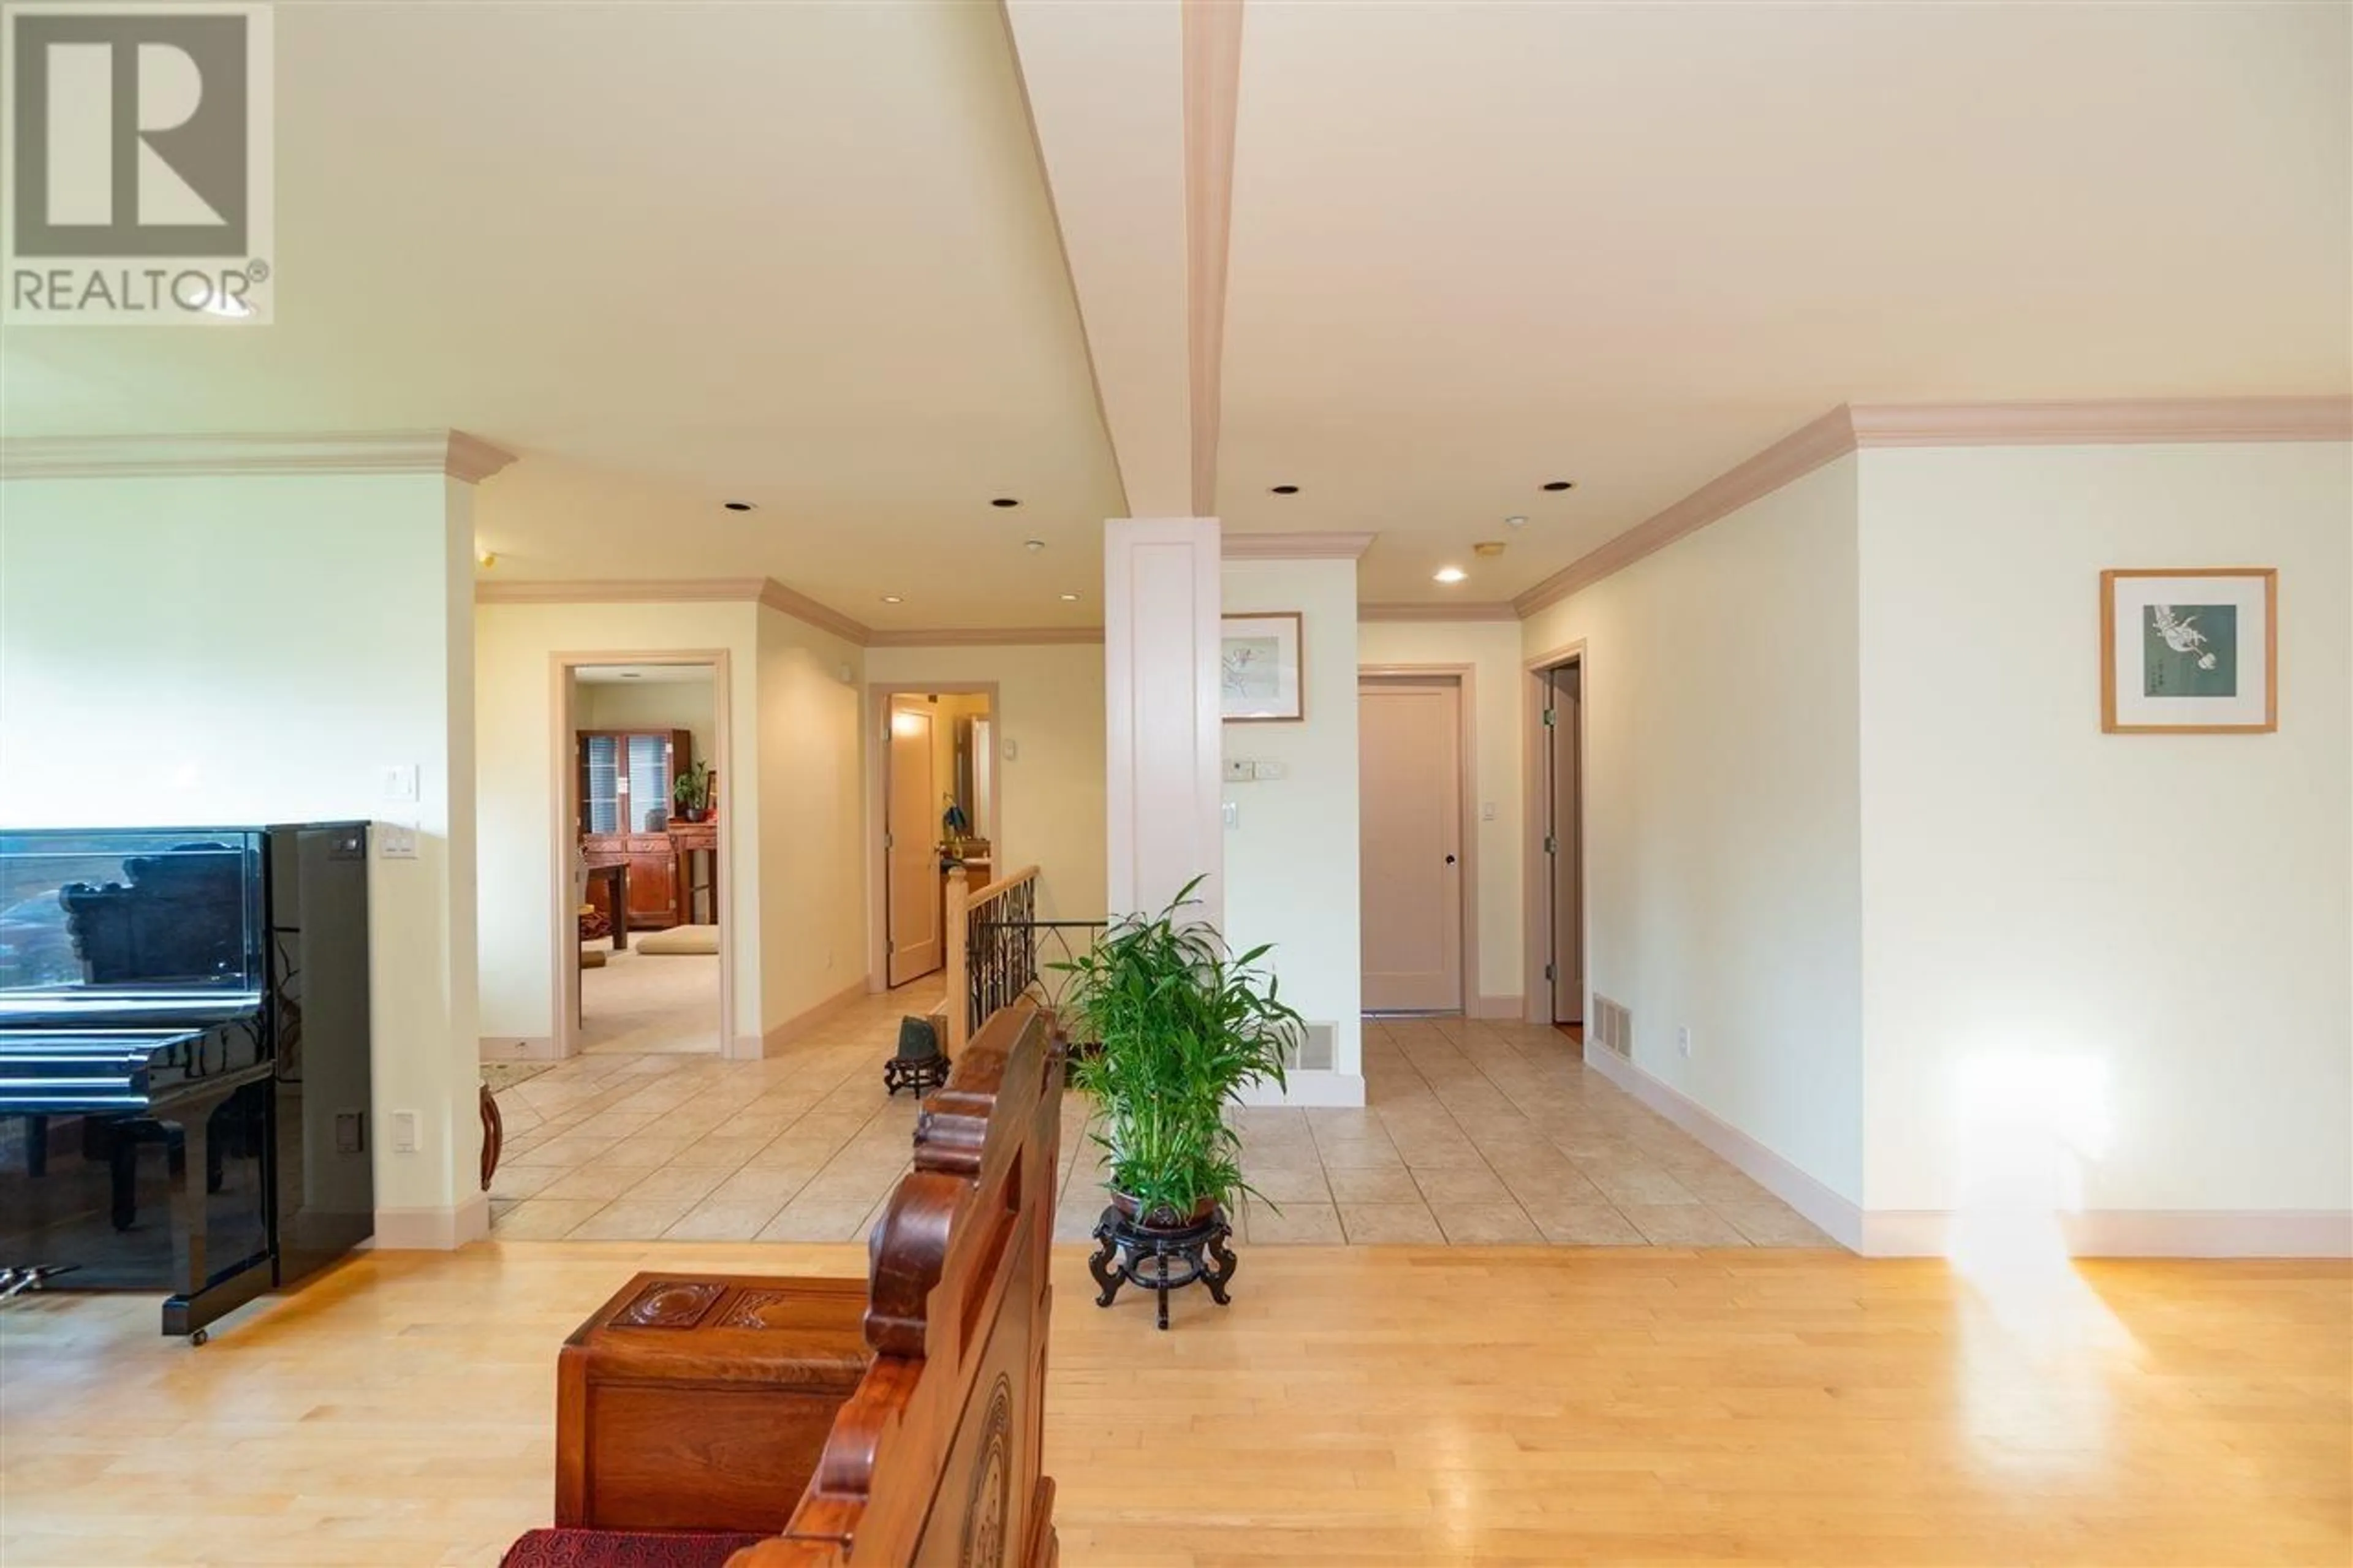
[2101,568,2277,734]
[1221,612,1304,722]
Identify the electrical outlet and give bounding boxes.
[1675,1026,1692,1059]
[377,822,419,860]
[1223,758,1254,783]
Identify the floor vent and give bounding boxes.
[1287,1021,1336,1072]
[1591,995,1632,1057]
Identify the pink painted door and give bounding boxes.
[1358,679,1464,1012]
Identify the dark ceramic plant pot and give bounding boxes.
[1110,1189,1218,1232]
[675,806,709,824]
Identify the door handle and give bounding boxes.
[1445,854,1458,865]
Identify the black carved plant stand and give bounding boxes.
[1087,1203,1235,1331]
[882,1016,949,1097]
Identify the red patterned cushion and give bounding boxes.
[498,1528,768,1568]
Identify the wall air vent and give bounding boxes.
[1591,995,1632,1058]
[1287,1021,1336,1072]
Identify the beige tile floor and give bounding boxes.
[490,994,1831,1248]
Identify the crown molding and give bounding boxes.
[1513,395,2353,619]
[1359,602,1519,623]
[0,429,518,483]
[1513,406,1855,619]
[866,626,1104,647]
[1223,530,1377,560]
[476,577,767,605]
[477,576,876,646]
[755,580,873,646]
[1848,396,2353,447]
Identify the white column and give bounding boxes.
[1104,517,1224,928]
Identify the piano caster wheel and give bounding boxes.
[189,1328,209,1346]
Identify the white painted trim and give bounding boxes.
[1848,396,2353,449]
[1,430,517,483]
[1860,1208,2353,1259]
[1222,531,1376,560]
[478,1036,558,1062]
[1582,1042,1863,1251]
[1237,1069,1367,1108]
[866,627,1102,647]
[1105,517,1224,925]
[1359,602,1518,623]
[479,577,874,648]
[1514,396,2353,617]
[371,1191,491,1251]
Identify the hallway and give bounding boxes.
[491,1004,1827,1248]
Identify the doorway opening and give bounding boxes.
[1358,667,1479,1015]
[1525,648,1585,1035]
[870,686,999,994]
[553,655,732,1058]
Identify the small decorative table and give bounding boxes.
[1086,1204,1236,1331]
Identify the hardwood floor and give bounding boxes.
[3,1243,2345,1566]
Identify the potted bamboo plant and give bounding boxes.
[670,761,713,824]
[1056,876,1303,1230]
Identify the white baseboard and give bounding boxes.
[1470,993,1525,1020]
[478,1035,557,1062]
[1863,1207,2353,1259]
[1582,1042,1863,1251]
[748,978,869,1059]
[1238,1070,1366,1108]
[1579,1045,2352,1260]
[371,1191,491,1251]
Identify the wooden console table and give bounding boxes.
[667,821,718,926]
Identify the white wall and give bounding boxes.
[755,607,867,1036]
[0,472,482,1233]
[1222,559,1366,1104]
[863,643,1108,922]
[1858,442,2352,1225]
[1522,457,1866,1205]
[1357,618,1526,1012]
[577,678,716,777]
[474,600,763,1047]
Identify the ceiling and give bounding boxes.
[5,1,2346,623]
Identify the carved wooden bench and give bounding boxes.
[501,1003,1063,1568]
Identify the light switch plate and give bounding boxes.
[390,1110,420,1153]
[1221,801,1240,828]
[1481,801,1498,821]
[1252,759,1286,781]
[1223,759,1254,783]
[381,763,419,801]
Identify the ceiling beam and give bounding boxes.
[1001,0,1242,520]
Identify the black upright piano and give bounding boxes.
[0,825,374,1339]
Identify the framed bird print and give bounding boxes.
[1221,612,1304,722]
[2101,568,2276,733]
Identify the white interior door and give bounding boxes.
[1359,678,1464,1012]
[1547,664,1584,1025]
[887,697,942,986]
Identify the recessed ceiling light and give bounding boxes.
[1434,566,1468,585]
[1541,480,1575,493]
[1270,484,1300,495]
[881,594,903,604]
[1059,593,1080,602]
[991,497,1020,508]
[722,500,755,512]
[1504,515,1528,529]
[1024,539,1045,553]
